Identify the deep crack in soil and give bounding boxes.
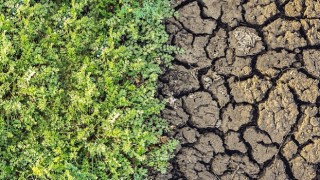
[154,0,320,179]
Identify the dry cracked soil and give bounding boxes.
[153,0,320,179]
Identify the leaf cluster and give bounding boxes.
[0,0,178,179]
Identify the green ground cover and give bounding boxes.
[0,0,178,179]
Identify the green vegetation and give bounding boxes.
[0,0,178,179]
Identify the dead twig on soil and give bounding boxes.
[231,164,240,180]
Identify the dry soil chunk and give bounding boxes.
[220,104,253,133]
[215,49,252,77]
[290,156,317,179]
[206,28,227,60]
[229,76,272,104]
[195,133,224,156]
[229,155,260,177]
[244,127,278,164]
[175,33,212,68]
[258,84,298,143]
[301,19,320,46]
[220,172,248,180]
[279,70,319,103]
[221,0,243,27]
[201,0,222,19]
[304,0,320,18]
[177,2,216,34]
[301,138,320,164]
[166,18,183,35]
[303,49,320,78]
[183,92,220,128]
[201,70,229,107]
[178,127,199,144]
[282,141,298,160]
[162,107,189,127]
[263,18,307,50]
[177,147,211,180]
[256,50,297,78]
[166,95,180,109]
[260,158,289,180]
[173,30,193,50]
[161,65,200,96]
[294,106,320,144]
[229,27,265,56]
[162,65,200,96]
[211,154,229,175]
[172,31,213,71]
[225,131,247,153]
[211,154,259,177]
[191,36,210,64]
[198,171,217,180]
[284,0,303,17]
[244,0,278,25]
[202,0,243,27]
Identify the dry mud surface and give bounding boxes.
[155,0,320,179]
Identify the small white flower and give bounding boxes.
[168,96,177,107]
[109,112,120,124]
[25,69,36,82]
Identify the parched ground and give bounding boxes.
[155,0,320,179]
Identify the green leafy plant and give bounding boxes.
[0,0,178,179]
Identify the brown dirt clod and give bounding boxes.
[162,107,189,127]
[282,141,298,160]
[285,0,303,17]
[294,106,320,145]
[301,19,320,46]
[211,154,260,178]
[279,69,319,103]
[161,65,200,96]
[303,49,320,78]
[256,50,297,78]
[244,0,278,25]
[220,0,243,27]
[225,131,247,153]
[177,2,216,34]
[290,156,317,179]
[229,76,272,104]
[304,0,320,18]
[258,83,298,144]
[215,49,252,77]
[201,0,222,20]
[178,127,199,144]
[260,158,289,180]
[201,70,230,107]
[182,92,220,128]
[243,127,278,164]
[175,31,212,68]
[176,147,211,180]
[220,104,253,133]
[263,18,307,50]
[206,28,227,60]
[195,133,224,156]
[301,138,320,164]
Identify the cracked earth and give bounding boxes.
[154,0,320,179]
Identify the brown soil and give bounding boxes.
[154,0,320,179]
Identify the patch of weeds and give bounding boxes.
[0,0,179,179]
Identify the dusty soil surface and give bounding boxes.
[154,0,320,179]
